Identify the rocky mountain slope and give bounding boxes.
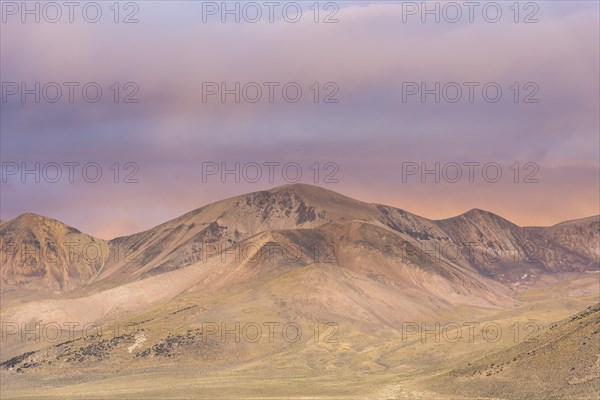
[2,184,597,295]
[0,214,108,292]
[429,303,600,400]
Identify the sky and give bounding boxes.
[1,0,599,239]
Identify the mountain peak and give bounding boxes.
[434,208,510,225]
[0,213,106,291]
[268,183,345,197]
[262,184,376,218]
[459,208,512,222]
[15,212,46,220]
[460,208,502,218]
[463,208,495,216]
[9,212,54,225]
[8,212,75,230]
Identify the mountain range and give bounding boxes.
[2,184,597,293]
[1,184,598,399]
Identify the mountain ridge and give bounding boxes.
[4,184,598,239]
[1,184,598,293]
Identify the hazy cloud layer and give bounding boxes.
[1,1,598,238]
